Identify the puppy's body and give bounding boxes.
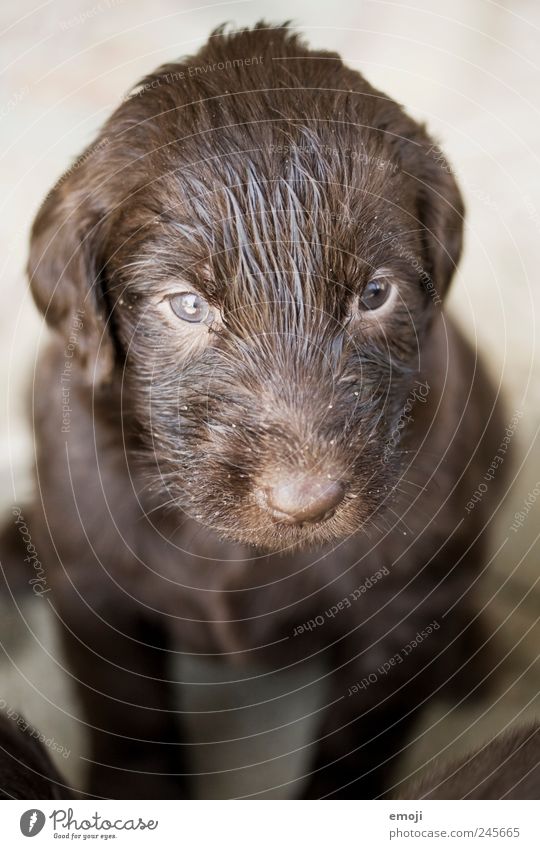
[0,713,69,799]
[401,724,540,800]
[21,24,506,798]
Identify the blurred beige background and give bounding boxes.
[0,0,539,797]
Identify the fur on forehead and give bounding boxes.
[107,124,418,310]
[27,20,462,388]
[101,24,436,309]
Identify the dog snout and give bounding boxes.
[260,474,345,524]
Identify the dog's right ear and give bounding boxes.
[27,146,115,385]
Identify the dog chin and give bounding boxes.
[205,512,363,553]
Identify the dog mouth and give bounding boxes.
[220,505,356,552]
[268,505,340,527]
[172,479,373,552]
[160,451,387,549]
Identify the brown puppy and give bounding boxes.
[18,22,506,798]
[401,723,540,799]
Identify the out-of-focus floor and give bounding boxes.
[0,0,539,797]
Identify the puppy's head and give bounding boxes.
[28,23,463,551]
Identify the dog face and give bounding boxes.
[28,24,464,551]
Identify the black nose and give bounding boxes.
[263,475,345,524]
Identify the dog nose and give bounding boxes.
[263,475,345,524]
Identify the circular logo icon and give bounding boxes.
[20,809,46,837]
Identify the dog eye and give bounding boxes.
[358,277,393,311]
[169,292,211,323]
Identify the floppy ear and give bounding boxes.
[27,152,115,385]
[417,142,465,302]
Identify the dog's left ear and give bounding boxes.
[416,141,465,302]
[27,144,115,386]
